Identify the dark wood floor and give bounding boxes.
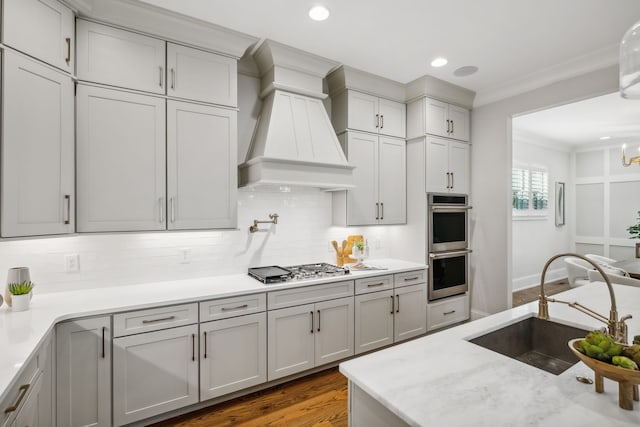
[152,281,571,426]
[152,368,347,427]
[512,279,571,307]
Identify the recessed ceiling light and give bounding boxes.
[600,136,611,140]
[309,5,330,21]
[454,66,479,77]
[430,57,448,68]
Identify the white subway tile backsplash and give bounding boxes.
[0,189,396,293]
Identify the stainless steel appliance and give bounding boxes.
[427,193,471,301]
[248,263,350,284]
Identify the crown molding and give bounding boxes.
[474,44,619,108]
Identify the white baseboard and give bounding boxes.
[512,267,566,292]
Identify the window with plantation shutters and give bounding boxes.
[512,166,548,218]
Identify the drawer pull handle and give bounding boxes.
[390,295,394,314]
[4,384,29,414]
[396,295,400,313]
[317,309,321,332]
[142,315,176,324]
[64,194,71,224]
[191,334,195,362]
[443,310,456,315]
[204,331,207,358]
[367,282,385,287]
[403,276,419,282]
[102,327,106,359]
[65,37,71,64]
[310,311,314,334]
[221,304,249,311]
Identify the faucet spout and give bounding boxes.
[538,253,630,344]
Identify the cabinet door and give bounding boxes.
[267,304,315,380]
[347,91,379,133]
[76,85,166,232]
[378,98,406,138]
[424,98,449,138]
[378,137,406,225]
[314,297,354,366]
[200,313,266,400]
[76,20,166,94]
[3,0,74,72]
[448,105,470,142]
[167,43,237,106]
[394,284,427,343]
[345,132,379,225]
[354,290,394,354]
[56,317,111,427]
[113,325,198,426]
[449,141,470,195]
[10,373,43,427]
[424,136,450,193]
[1,50,75,237]
[167,101,237,230]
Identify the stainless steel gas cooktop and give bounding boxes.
[248,263,350,284]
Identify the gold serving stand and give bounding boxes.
[569,339,640,410]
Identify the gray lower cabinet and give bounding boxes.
[2,335,53,427]
[354,271,427,354]
[267,295,354,381]
[56,317,112,427]
[200,312,267,400]
[112,323,199,426]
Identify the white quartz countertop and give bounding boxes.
[0,258,425,403]
[340,283,640,426]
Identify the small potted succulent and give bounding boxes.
[627,210,640,258]
[8,281,34,312]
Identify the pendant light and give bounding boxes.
[620,19,640,98]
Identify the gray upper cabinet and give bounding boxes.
[167,100,238,230]
[2,0,75,73]
[166,43,237,107]
[332,90,406,139]
[76,85,167,232]
[1,50,75,237]
[407,97,470,142]
[76,19,166,94]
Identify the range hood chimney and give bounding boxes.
[239,40,354,190]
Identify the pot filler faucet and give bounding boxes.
[538,253,632,344]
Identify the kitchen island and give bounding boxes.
[340,282,640,426]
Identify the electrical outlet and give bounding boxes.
[180,248,191,264]
[64,254,80,272]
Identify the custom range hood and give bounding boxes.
[239,40,354,190]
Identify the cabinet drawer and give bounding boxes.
[268,281,354,310]
[427,294,469,331]
[114,303,198,337]
[354,275,393,295]
[200,293,266,322]
[394,270,426,287]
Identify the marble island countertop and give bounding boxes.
[340,282,640,426]
[0,258,426,403]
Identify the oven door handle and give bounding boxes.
[429,249,472,259]
[430,205,473,211]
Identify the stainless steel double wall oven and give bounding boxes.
[427,193,471,301]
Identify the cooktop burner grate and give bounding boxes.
[248,262,349,284]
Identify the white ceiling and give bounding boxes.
[138,0,640,105]
[514,92,640,147]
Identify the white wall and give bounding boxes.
[510,134,572,291]
[0,189,397,294]
[573,145,640,259]
[470,65,618,318]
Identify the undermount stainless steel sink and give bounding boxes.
[468,317,590,375]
